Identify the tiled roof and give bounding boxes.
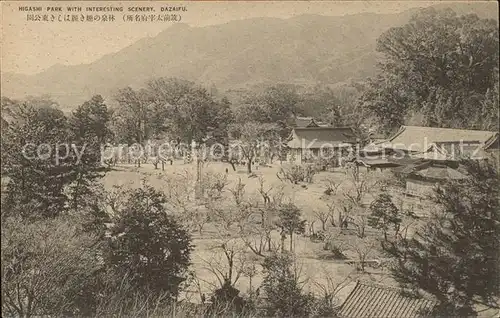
[294,116,319,128]
[287,127,355,149]
[353,158,403,167]
[382,126,498,152]
[413,165,468,180]
[338,281,437,318]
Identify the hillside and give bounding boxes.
[1,3,498,109]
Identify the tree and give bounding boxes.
[145,77,233,144]
[348,237,376,273]
[275,203,306,252]
[238,179,283,257]
[113,87,150,145]
[477,69,499,131]
[361,8,499,133]
[104,185,193,299]
[1,216,100,317]
[342,166,370,206]
[297,85,340,123]
[0,97,17,133]
[68,95,112,212]
[368,193,401,241]
[382,160,500,315]
[200,238,246,291]
[234,103,270,123]
[314,208,330,231]
[261,252,314,317]
[1,100,76,218]
[199,237,253,315]
[207,281,248,316]
[262,84,300,122]
[229,121,278,173]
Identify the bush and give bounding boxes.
[277,164,318,184]
[1,216,100,317]
[311,296,340,317]
[322,241,347,260]
[104,185,193,300]
[310,230,327,242]
[206,281,250,317]
[261,253,315,317]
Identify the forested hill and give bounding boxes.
[2,2,498,109]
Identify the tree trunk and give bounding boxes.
[281,232,286,253]
[247,159,252,173]
[289,232,293,252]
[72,172,82,212]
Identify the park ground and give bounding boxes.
[100,160,430,305]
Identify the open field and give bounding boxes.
[100,161,425,304]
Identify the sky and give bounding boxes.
[1,1,451,75]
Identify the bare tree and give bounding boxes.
[229,122,278,173]
[199,237,247,290]
[311,268,358,315]
[347,238,376,272]
[324,179,342,196]
[326,201,337,227]
[203,171,229,201]
[228,177,246,207]
[314,208,330,231]
[350,213,369,238]
[189,206,210,235]
[159,169,196,215]
[343,177,369,206]
[257,176,273,206]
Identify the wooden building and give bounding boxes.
[379,125,499,159]
[286,127,355,164]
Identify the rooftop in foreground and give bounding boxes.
[338,281,437,318]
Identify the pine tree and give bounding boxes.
[382,160,500,315]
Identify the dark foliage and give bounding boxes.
[261,252,315,317]
[104,186,193,299]
[382,160,500,315]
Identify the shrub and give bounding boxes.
[206,281,250,317]
[1,216,100,317]
[104,185,193,300]
[261,253,315,317]
[277,164,318,184]
[322,241,347,260]
[310,230,327,242]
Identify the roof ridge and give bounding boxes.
[403,125,497,134]
[294,126,352,130]
[388,125,407,142]
[484,132,499,149]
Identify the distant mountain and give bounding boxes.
[1,3,498,109]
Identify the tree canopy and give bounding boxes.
[383,160,500,316]
[361,8,499,134]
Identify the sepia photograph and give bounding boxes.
[1,1,499,317]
